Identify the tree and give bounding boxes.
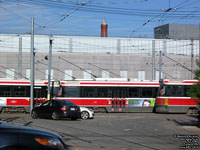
[188,60,200,127]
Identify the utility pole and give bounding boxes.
[191,39,194,79]
[159,51,162,80]
[199,24,200,70]
[30,17,35,114]
[152,40,155,80]
[47,38,53,101]
[18,36,22,79]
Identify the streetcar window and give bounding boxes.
[63,87,79,97]
[34,86,46,98]
[141,87,153,98]
[108,87,113,97]
[80,87,95,97]
[120,88,127,98]
[96,87,108,97]
[128,87,140,97]
[0,86,11,97]
[13,86,27,97]
[162,85,184,97]
[185,85,192,97]
[172,85,184,97]
[154,87,159,98]
[54,87,62,97]
[111,87,121,98]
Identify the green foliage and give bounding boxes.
[188,60,200,106]
[188,84,200,99]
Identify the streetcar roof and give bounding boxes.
[0,79,49,86]
[60,79,160,87]
[161,79,200,85]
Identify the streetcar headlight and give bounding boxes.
[35,137,64,149]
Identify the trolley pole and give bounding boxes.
[191,39,194,79]
[30,17,35,113]
[47,38,53,101]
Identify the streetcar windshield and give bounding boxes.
[158,85,191,97]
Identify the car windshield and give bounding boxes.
[56,100,76,106]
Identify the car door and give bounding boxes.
[43,100,57,118]
[38,101,51,118]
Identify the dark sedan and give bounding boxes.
[31,100,81,120]
[0,124,67,150]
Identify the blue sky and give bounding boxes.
[0,0,200,38]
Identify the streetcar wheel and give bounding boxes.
[52,112,58,120]
[31,110,38,119]
[81,111,89,119]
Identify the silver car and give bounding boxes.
[80,107,94,119]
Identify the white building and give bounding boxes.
[0,34,199,80]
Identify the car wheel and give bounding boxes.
[31,110,38,119]
[52,112,58,120]
[81,111,89,119]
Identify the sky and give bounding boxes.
[0,0,200,38]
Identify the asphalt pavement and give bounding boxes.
[0,113,200,150]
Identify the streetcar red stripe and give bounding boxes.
[0,81,30,84]
[7,98,30,106]
[156,98,200,106]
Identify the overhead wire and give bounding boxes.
[8,0,200,17]
[159,0,200,23]
[2,0,200,38]
[88,63,120,78]
[36,60,77,80]
[33,0,94,33]
[0,64,28,79]
[163,55,194,73]
[58,56,98,79]
[128,0,199,38]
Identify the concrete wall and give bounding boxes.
[0,34,199,81]
[154,24,200,40]
[0,52,197,81]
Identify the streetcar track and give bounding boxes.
[1,114,192,150]
[3,116,169,150]
[28,119,161,150]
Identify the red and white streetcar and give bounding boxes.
[54,78,160,113]
[156,79,200,113]
[0,79,48,113]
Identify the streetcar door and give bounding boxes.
[34,86,46,105]
[112,87,127,112]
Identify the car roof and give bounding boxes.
[54,100,76,105]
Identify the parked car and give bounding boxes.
[31,100,81,120]
[80,107,94,119]
[0,124,67,150]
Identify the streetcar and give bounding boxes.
[156,79,200,113]
[0,79,48,113]
[54,78,160,113]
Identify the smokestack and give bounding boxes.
[101,18,108,37]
